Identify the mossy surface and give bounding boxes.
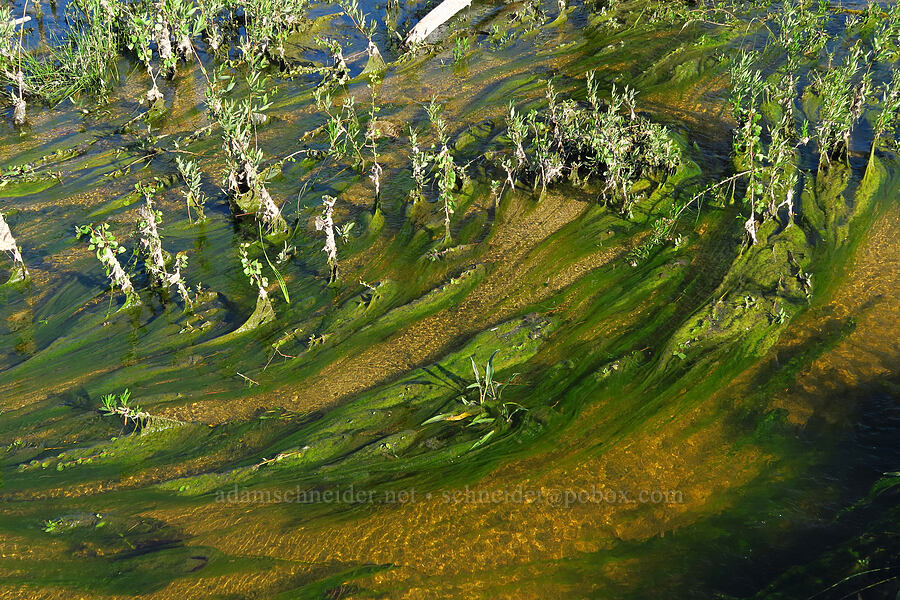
[1,0,898,598]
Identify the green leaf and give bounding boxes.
[422,413,453,425]
[470,429,495,451]
[260,224,290,304]
[486,350,500,387]
[466,414,495,427]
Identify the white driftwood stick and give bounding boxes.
[11,16,32,26]
[405,0,472,45]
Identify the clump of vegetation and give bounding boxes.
[137,193,168,285]
[501,75,679,212]
[726,50,803,243]
[423,98,466,242]
[872,1,900,63]
[728,50,767,243]
[101,388,181,431]
[175,155,208,223]
[365,70,384,210]
[408,126,429,203]
[234,0,312,63]
[6,0,121,108]
[207,55,286,235]
[422,351,526,451]
[465,350,519,407]
[812,44,872,166]
[75,223,141,307]
[136,187,193,307]
[312,26,385,210]
[511,0,545,33]
[871,67,900,153]
[0,5,27,124]
[453,35,469,63]
[100,388,145,426]
[314,40,362,165]
[0,209,28,282]
[337,0,383,76]
[238,241,275,328]
[773,0,829,64]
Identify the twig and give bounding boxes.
[236,372,259,386]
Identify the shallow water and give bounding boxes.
[1,0,899,598]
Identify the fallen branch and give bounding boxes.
[405,0,473,45]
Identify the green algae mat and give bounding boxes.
[1,0,899,597]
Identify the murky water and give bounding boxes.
[1,0,898,597]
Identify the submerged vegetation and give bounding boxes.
[1,0,899,597]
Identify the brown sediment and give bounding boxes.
[136,340,769,599]
[179,187,611,424]
[122,207,896,599]
[768,202,900,425]
[111,186,900,600]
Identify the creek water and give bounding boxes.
[0,0,898,597]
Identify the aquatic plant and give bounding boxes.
[175,155,208,222]
[75,223,141,307]
[727,50,801,241]
[0,209,28,282]
[0,7,16,69]
[872,67,900,152]
[501,102,528,190]
[512,0,545,32]
[487,22,513,48]
[100,388,142,425]
[408,126,429,203]
[501,75,678,211]
[314,195,339,282]
[239,241,269,295]
[422,350,526,451]
[465,350,518,407]
[761,114,797,224]
[336,221,355,244]
[137,190,168,287]
[337,0,382,67]
[773,0,829,63]
[365,70,383,209]
[729,51,764,128]
[313,38,365,170]
[101,388,181,431]
[872,1,900,63]
[208,57,286,234]
[124,5,162,102]
[425,98,465,242]
[0,4,27,124]
[136,189,193,306]
[238,241,276,328]
[812,45,872,166]
[15,0,121,105]
[453,35,469,63]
